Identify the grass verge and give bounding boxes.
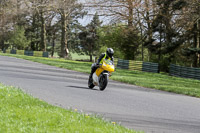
[0,84,138,133]
[1,53,200,98]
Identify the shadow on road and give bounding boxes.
[67,85,99,91]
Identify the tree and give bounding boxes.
[146,0,188,71]
[25,11,41,51]
[0,0,15,50]
[85,0,158,61]
[9,26,30,50]
[78,13,102,61]
[56,0,84,58]
[181,0,200,67]
[99,25,141,60]
[24,0,56,51]
[46,12,60,57]
[135,0,157,61]
[85,0,140,27]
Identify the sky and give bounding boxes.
[77,0,111,26]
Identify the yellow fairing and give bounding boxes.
[95,67,104,77]
[95,60,115,76]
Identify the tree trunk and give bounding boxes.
[158,25,162,72]
[141,42,144,61]
[137,8,144,61]
[31,13,36,51]
[16,0,20,26]
[193,23,198,67]
[61,10,68,58]
[198,19,200,67]
[128,0,133,27]
[40,10,46,51]
[51,31,56,57]
[145,0,153,61]
[36,25,39,51]
[0,40,4,51]
[90,54,92,62]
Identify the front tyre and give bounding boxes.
[88,76,95,89]
[99,74,108,91]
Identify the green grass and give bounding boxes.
[53,52,95,61]
[4,54,92,73]
[70,52,95,61]
[111,69,200,97]
[1,53,200,98]
[0,84,138,133]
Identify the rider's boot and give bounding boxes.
[90,64,98,79]
[89,73,92,79]
[89,69,95,79]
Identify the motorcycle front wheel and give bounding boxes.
[99,74,108,91]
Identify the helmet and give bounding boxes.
[106,48,114,58]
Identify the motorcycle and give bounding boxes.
[88,59,115,91]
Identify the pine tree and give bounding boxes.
[9,26,30,50]
[182,19,200,67]
[78,13,102,61]
[146,0,187,71]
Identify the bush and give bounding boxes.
[8,26,30,50]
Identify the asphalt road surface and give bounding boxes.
[0,55,200,133]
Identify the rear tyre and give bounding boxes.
[99,74,108,91]
[88,76,95,89]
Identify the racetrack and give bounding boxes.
[0,55,200,133]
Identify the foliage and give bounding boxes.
[77,13,102,61]
[8,26,30,50]
[0,0,200,71]
[25,12,41,51]
[144,0,189,71]
[182,19,200,67]
[56,0,85,58]
[99,25,141,60]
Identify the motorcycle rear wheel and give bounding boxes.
[99,74,108,91]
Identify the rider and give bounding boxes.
[89,48,114,78]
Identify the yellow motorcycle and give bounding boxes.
[88,59,115,91]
